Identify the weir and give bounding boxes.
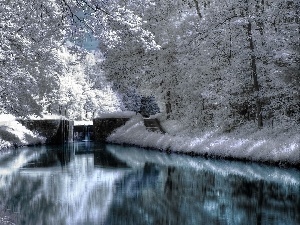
[18,117,164,144]
[18,118,131,144]
[73,125,94,142]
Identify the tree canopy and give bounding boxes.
[1,0,299,131]
[0,0,159,118]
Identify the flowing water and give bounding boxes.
[0,142,299,225]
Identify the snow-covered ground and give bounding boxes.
[107,115,300,166]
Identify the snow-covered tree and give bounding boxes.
[101,0,299,131]
[1,0,298,132]
[0,0,159,117]
[0,0,67,116]
[139,95,160,117]
[48,43,122,120]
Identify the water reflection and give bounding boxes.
[0,143,299,225]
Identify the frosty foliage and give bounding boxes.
[103,0,299,132]
[0,0,64,116]
[117,86,160,116]
[117,86,142,112]
[0,114,45,150]
[49,43,122,120]
[139,95,160,117]
[0,0,159,118]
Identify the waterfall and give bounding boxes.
[83,125,90,142]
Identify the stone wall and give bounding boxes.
[17,119,74,144]
[17,118,130,144]
[93,118,130,142]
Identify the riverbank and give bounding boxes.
[107,115,300,168]
[0,115,45,150]
[1,113,299,168]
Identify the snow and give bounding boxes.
[97,111,136,119]
[0,114,45,150]
[29,114,66,120]
[74,121,93,126]
[107,115,300,166]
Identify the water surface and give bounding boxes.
[0,143,299,225]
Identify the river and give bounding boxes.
[0,142,299,225]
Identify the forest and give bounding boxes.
[0,0,299,163]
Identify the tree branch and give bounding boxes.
[193,0,202,19]
[60,0,95,34]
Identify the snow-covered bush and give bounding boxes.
[0,114,46,150]
[139,96,160,118]
[119,87,142,113]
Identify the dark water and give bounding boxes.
[0,143,299,225]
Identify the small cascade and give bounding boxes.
[83,125,91,142]
[61,119,66,143]
[73,123,94,142]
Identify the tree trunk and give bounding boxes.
[246,20,263,128]
[166,90,172,119]
[193,0,202,19]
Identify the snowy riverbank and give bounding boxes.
[1,113,299,167]
[0,115,46,150]
[107,115,300,167]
